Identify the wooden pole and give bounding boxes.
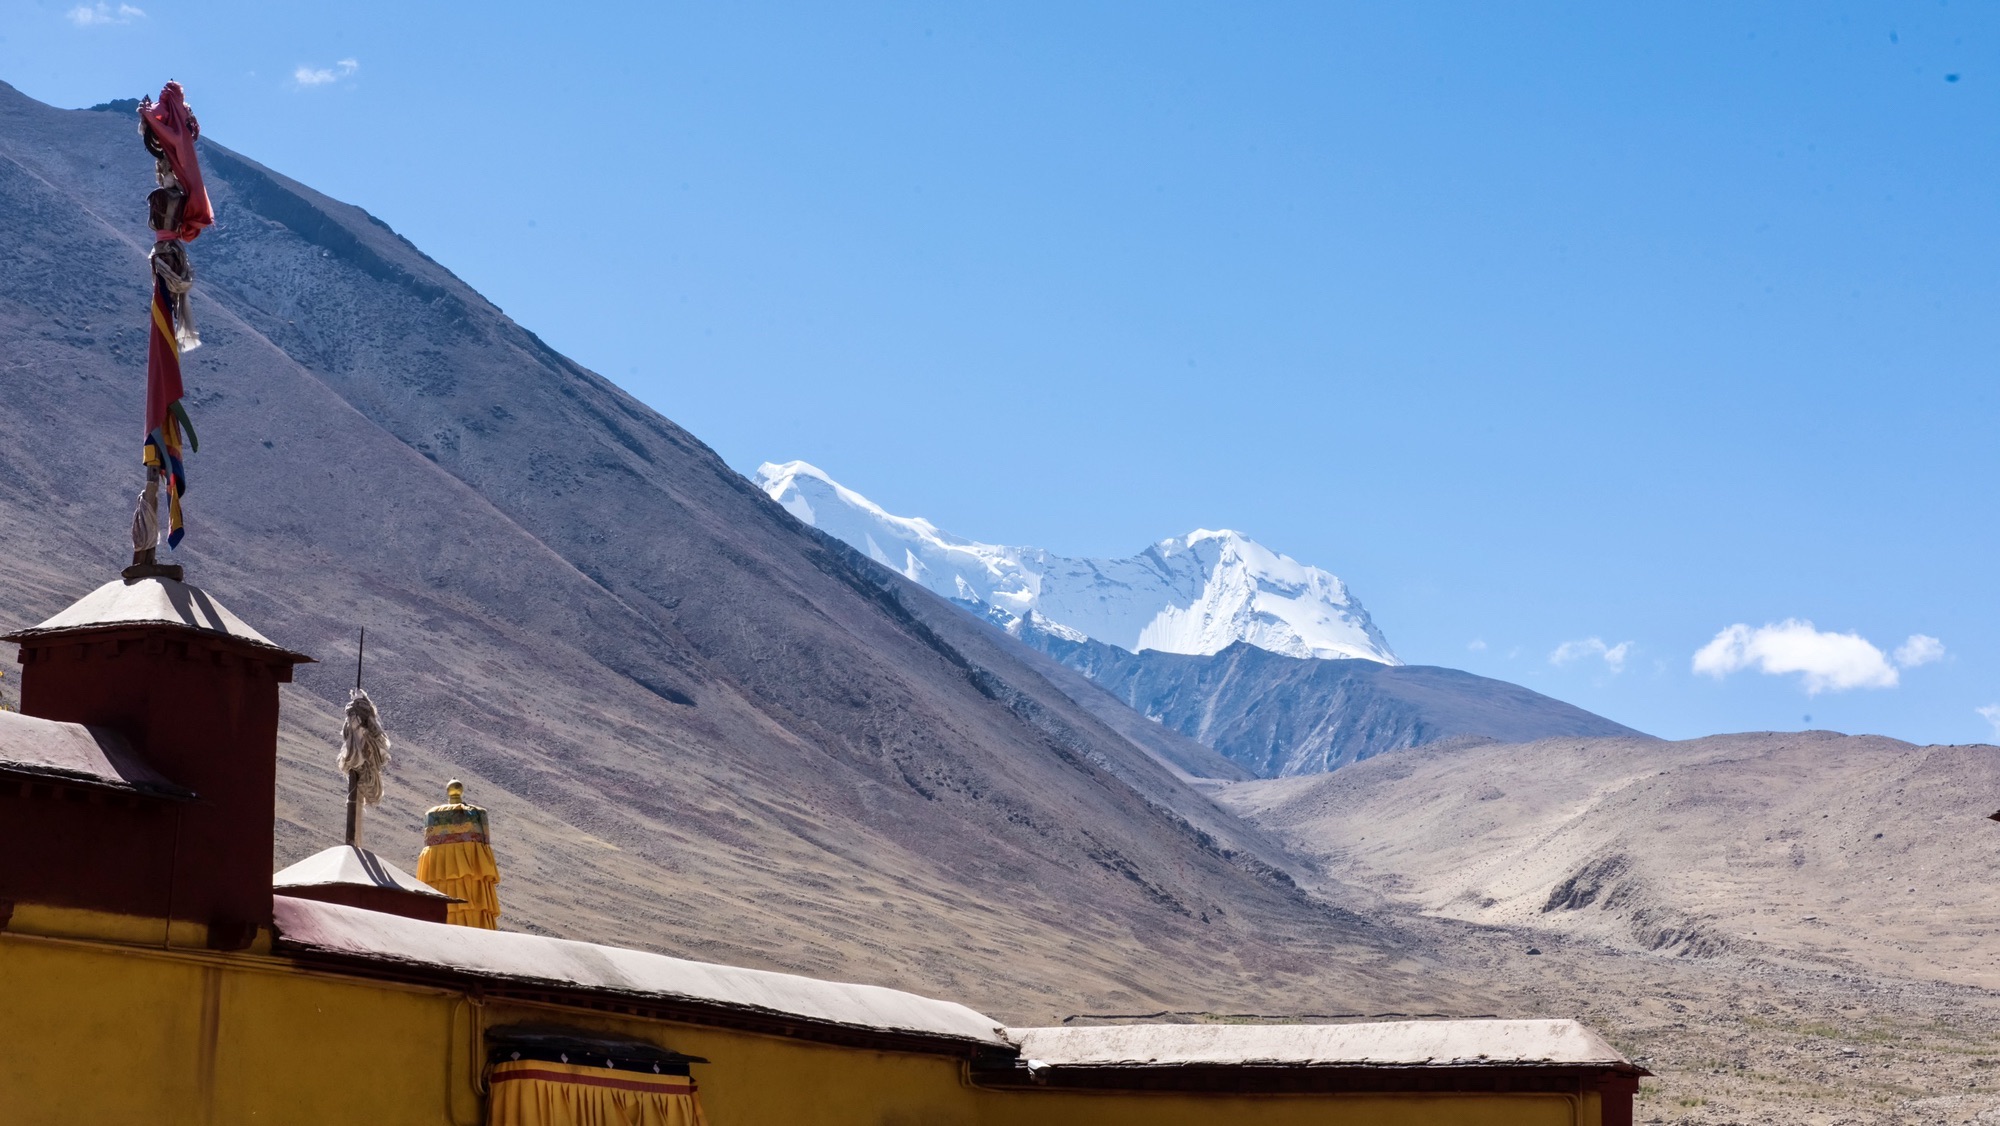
[345,773,361,848]
[344,628,365,848]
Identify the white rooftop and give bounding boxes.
[274,845,451,898]
[4,576,294,654]
[272,896,1010,1047]
[1009,1020,1635,1069]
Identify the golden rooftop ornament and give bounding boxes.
[417,778,502,929]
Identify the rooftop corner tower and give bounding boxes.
[1,576,311,947]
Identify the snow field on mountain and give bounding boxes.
[756,461,1398,664]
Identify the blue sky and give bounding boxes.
[8,2,1997,744]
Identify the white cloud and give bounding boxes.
[1467,639,1487,652]
[1893,634,1945,669]
[294,58,360,87]
[67,3,144,26]
[1978,705,2000,741]
[1692,619,1899,694]
[1550,637,1632,673]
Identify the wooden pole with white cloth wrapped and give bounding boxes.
[337,629,391,846]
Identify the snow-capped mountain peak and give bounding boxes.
[755,460,1398,664]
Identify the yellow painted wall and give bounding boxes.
[0,928,1602,1126]
[0,934,476,1125]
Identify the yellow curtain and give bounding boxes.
[488,1059,709,1126]
[416,839,501,929]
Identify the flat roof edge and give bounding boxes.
[3,620,314,663]
[969,1059,1651,1095]
[989,1059,1652,1075]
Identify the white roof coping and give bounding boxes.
[4,577,300,656]
[0,710,188,797]
[274,845,451,898]
[272,896,1009,1048]
[1006,1020,1637,1070]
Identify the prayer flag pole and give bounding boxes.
[125,81,211,583]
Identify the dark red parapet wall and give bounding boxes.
[1602,1072,1639,1126]
[0,769,186,926]
[5,605,310,948]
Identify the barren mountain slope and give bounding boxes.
[1217,732,2000,1122]
[0,83,1444,1020]
[1220,731,2000,989]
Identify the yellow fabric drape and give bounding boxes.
[488,1059,708,1126]
[416,839,501,929]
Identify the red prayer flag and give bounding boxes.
[139,82,212,241]
[138,80,208,548]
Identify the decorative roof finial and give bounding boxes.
[418,779,501,929]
